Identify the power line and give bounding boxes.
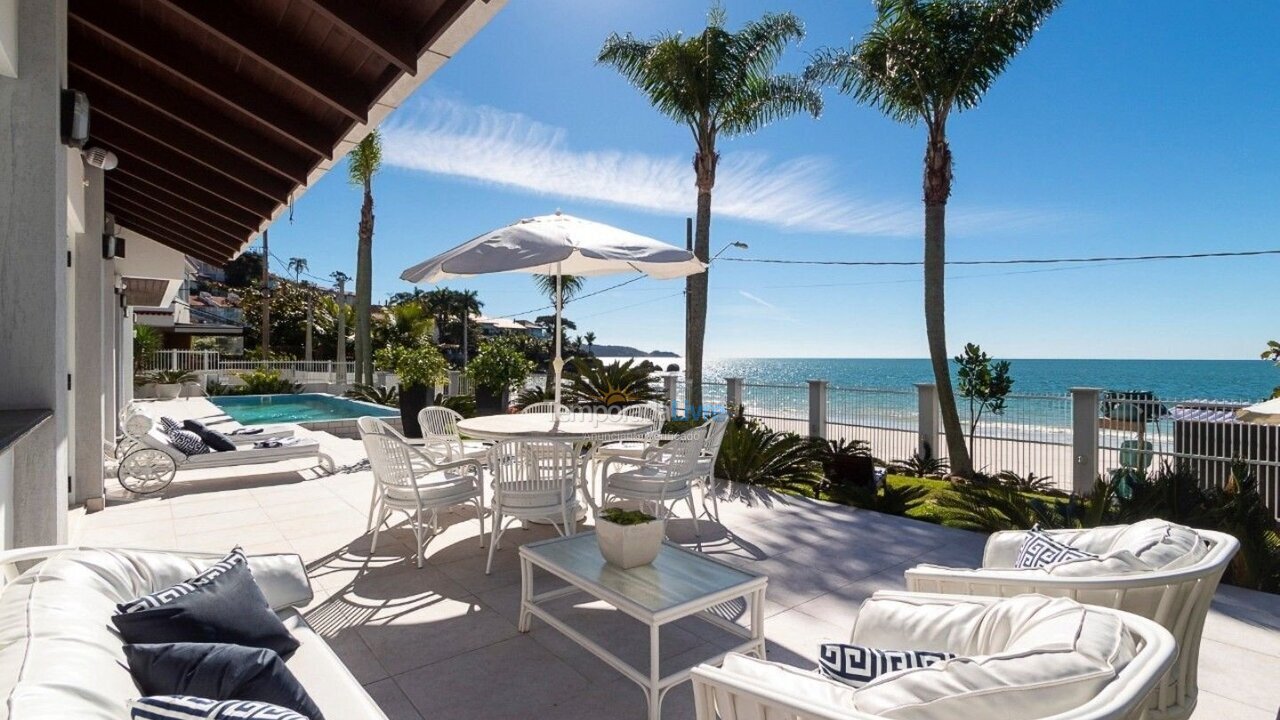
[720,248,1280,267]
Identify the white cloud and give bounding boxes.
[382,97,1047,238]
[738,290,778,310]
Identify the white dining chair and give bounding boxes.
[600,423,709,535]
[694,412,730,522]
[417,406,491,463]
[520,401,572,417]
[358,417,485,568]
[594,401,666,460]
[485,439,581,574]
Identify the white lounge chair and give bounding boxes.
[904,520,1239,720]
[116,414,333,494]
[113,402,293,458]
[691,592,1177,720]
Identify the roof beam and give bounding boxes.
[293,0,418,74]
[68,43,313,185]
[68,6,333,160]
[87,90,298,203]
[107,199,242,259]
[112,168,261,235]
[106,186,245,250]
[148,0,370,123]
[420,0,476,51]
[109,180,251,242]
[109,209,228,266]
[92,116,279,217]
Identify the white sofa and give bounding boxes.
[904,520,1239,720]
[0,546,385,720]
[691,592,1176,720]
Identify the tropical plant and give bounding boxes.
[435,393,477,419]
[583,331,597,356]
[466,337,536,392]
[931,482,1075,533]
[144,369,197,385]
[954,343,1014,452]
[564,358,662,409]
[513,386,552,411]
[1208,463,1280,593]
[346,384,399,407]
[807,0,1060,478]
[204,378,233,396]
[599,507,657,526]
[374,344,448,390]
[132,325,162,370]
[374,302,435,351]
[348,130,382,385]
[996,469,1058,494]
[533,274,584,311]
[223,250,264,288]
[236,368,301,395]
[715,413,822,496]
[836,478,929,516]
[892,442,949,478]
[599,6,822,421]
[287,257,308,283]
[1263,340,1280,398]
[814,438,880,497]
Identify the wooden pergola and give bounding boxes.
[67,0,500,265]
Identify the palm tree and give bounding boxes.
[330,270,351,383]
[348,131,383,385]
[583,331,597,356]
[806,0,1059,477]
[455,289,482,367]
[532,273,583,310]
[599,7,821,418]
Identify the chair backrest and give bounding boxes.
[702,412,730,459]
[359,416,422,491]
[649,424,709,478]
[621,402,665,440]
[521,401,571,417]
[488,440,578,509]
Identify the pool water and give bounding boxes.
[211,394,398,425]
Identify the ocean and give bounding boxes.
[598,358,1279,404]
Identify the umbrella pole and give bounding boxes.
[553,265,563,423]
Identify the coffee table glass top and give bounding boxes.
[521,533,764,615]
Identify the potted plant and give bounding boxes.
[595,507,664,569]
[466,337,535,415]
[375,344,448,438]
[148,369,197,400]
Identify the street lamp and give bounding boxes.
[711,241,749,261]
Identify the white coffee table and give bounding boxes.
[518,533,767,720]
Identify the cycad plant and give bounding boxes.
[892,442,949,478]
[599,6,821,420]
[807,0,1060,477]
[715,409,823,497]
[565,358,662,410]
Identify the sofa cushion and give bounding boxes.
[124,643,322,719]
[118,547,246,614]
[850,595,1136,720]
[818,644,954,688]
[113,561,299,657]
[129,696,308,720]
[1044,520,1207,578]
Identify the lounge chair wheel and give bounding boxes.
[118,448,177,495]
[113,439,138,460]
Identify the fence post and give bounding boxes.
[915,383,940,456]
[1071,387,1102,496]
[726,377,744,412]
[808,379,828,439]
[663,375,679,420]
[169,349,178,371]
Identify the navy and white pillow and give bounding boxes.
[129,696,309,720]
[118,548,246,614]
[159,417,182,435]
[818,643,955,687]
[1015,526,1099,568]
[169,429,211,456]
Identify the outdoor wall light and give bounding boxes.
[82,146,118,171]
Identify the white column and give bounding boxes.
[0,0,70,547]
[73,165,107,509]
[1071,387,1102,495]
[915,383,940,457]
[662,375,678,420]
[725,377,744,412]
[808,379,828,439]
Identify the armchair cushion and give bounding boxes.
[718,653,858,713]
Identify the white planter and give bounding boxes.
[596,517,664,569]
[154,383,181,400]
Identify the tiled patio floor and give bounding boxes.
[74,399,1280,720]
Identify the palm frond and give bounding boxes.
[347,131,383,185]
[722,74,822,134]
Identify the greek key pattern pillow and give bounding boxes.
[159,416,182,435]
[169,429,211,456]
[1015,527,1099,568]
[117,547,247,614]
[129,696,308,720]
[818,643,955,687]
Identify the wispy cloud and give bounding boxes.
[738,290,778,311]
[382,97,1048,237]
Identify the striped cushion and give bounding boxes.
[159,417,182,435]
[1015,526,1099,568]
[129,696,308,719]
[117,547,246,614]
[169,429,210,456]
[818,643,955,687]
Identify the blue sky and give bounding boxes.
[260,0,1280,360]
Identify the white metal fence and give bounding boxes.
[138,351,469,393]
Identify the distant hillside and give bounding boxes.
[591,344,679,359]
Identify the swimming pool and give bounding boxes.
[211,394,397,425]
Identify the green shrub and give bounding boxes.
[347,384,399,406]
[374,344,448,389]
[236,369,301,395]
[891,442,949,478]
[600,508,657,525]
[467,337,535,392]
[715,417,821,497]
[147,369,198,385]
[513,386,551,411]
[564,358,662,409]
[436,393,477,418]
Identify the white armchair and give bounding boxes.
[904,520,1239,720]
[691,592,1177,720]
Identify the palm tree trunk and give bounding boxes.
[687,148,715,419]
[923,128,973,477]
[355,180,375,385]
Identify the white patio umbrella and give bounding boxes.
[400,211,706,412]
[1235,397,1280,425]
